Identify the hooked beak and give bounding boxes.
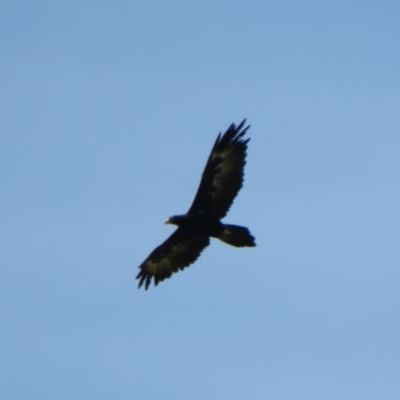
[165,218,172,224]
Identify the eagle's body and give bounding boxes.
[166,214,224,237]
[136,120,255,289]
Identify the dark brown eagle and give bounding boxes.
[136,120,256,289]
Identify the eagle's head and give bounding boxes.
[165,215,186,226]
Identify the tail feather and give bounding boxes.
[218,224,256,247]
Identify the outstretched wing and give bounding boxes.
[136,229,210,290]
[188,120,250,219]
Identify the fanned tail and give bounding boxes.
[218,224,256,247]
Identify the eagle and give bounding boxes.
[136,120,256,289]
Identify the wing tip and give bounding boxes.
[213,119,250,151]
[225,119,251,143]
[136,268,152,290]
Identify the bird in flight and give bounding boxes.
[136,120,256,289]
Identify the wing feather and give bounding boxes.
[188,120,250,219]
[136,229,210,290]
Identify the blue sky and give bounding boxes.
[1,1,399,399]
